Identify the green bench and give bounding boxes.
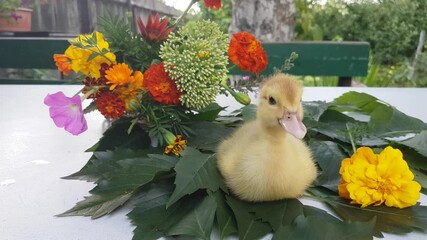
[0,38,370,85]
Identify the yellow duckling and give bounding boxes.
[217,74,317,201]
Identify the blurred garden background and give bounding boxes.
[0,0,426,87]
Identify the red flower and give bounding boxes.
[137,12,174,42]
[204,0,222,10]
[143,63,181,105]
[228,32,268,75]
[95,92,126,119]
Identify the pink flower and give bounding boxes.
[44,91,87,135]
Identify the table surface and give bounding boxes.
[1,85,427,240]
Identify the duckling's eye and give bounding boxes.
[268,97,276,105]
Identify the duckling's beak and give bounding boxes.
[278,111,307,139]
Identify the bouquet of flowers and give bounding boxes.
[44,0,427,239]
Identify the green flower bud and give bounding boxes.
[232,92,251,105]
[128,99,141,112]
[162,129,176,145]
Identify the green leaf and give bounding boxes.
[167,147,227,207]
[191,103,226,121]
[303,101,329,121]
[397,146,427,171]
[57,192,133,219]
[272,214,375,240]
[129,185,214,240]
[86,118,151,152]
[167,194,217,239]
[311,188,427,237]
[128,182,178,240]
[241,104,257,121]
[226,195,272,240]
[332,92,427,137]
[59,152,178,218]
[212,191,238,239]
[309,140,347,190]
[251,199,304,231]
[187,121,234,152]
[87,52,100,62]
[399,131,427,158]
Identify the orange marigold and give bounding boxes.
[164,135,187,156]
[53,54,72,76]
[95,92,126,119]
[115,70,145,110]
[105,63,134,90]
[203,0,222,10]
[228,32,268,75]
[143,63,181,105]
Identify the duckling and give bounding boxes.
[217,74,317,202]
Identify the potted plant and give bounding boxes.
[0,0,34,32]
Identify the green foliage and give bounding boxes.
[98,13,159,72]
[62,92,427,239]
[167,147,227,207]
[195,0,232,33]
[0,0,20,16]
[313,0,425,65]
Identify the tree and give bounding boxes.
[230,0,296,42]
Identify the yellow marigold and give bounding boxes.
[338,146,421,208]
[65,32,116,79]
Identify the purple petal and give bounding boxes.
[44,91,88,135]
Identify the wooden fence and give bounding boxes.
[31,0,180,35]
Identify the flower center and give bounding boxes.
[377,177,397,194]
[156,82,171,94]
[69,104,79,112]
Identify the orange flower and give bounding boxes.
[204,0,222,10]
[95,92,126,119]
[114,70,145,110]
[143,63,181,105]
[228,32,268,75]
[105,63,134,90]
[164,135,187,156]
[53,54,72,76]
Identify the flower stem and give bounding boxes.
[80,88,97,101]
[346,123,357,154]
[173,0,198,26]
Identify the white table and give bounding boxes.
[1,85,426,240]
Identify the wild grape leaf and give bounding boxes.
[226,195,272,240]
[129,185,215,240]
[398,146,427,171]
[187,122,234,151]
[128,182,185,240]
[399,131,427,158]
[272,214,375,240]
[167,194,217,239]
[310,187,427,237]
[251,199,304,231]
[63,149,162,181]
[212,191,238,239]
[305,119,350,143]
[303,101,329,121]
[241,104,257,121]
[59,152,177,218]
[191,103,226,121]
[332,92,427,137]
[167,147,227,207]
[57,192,133,219]
[85,118,151,152]
[309,140,347,191]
